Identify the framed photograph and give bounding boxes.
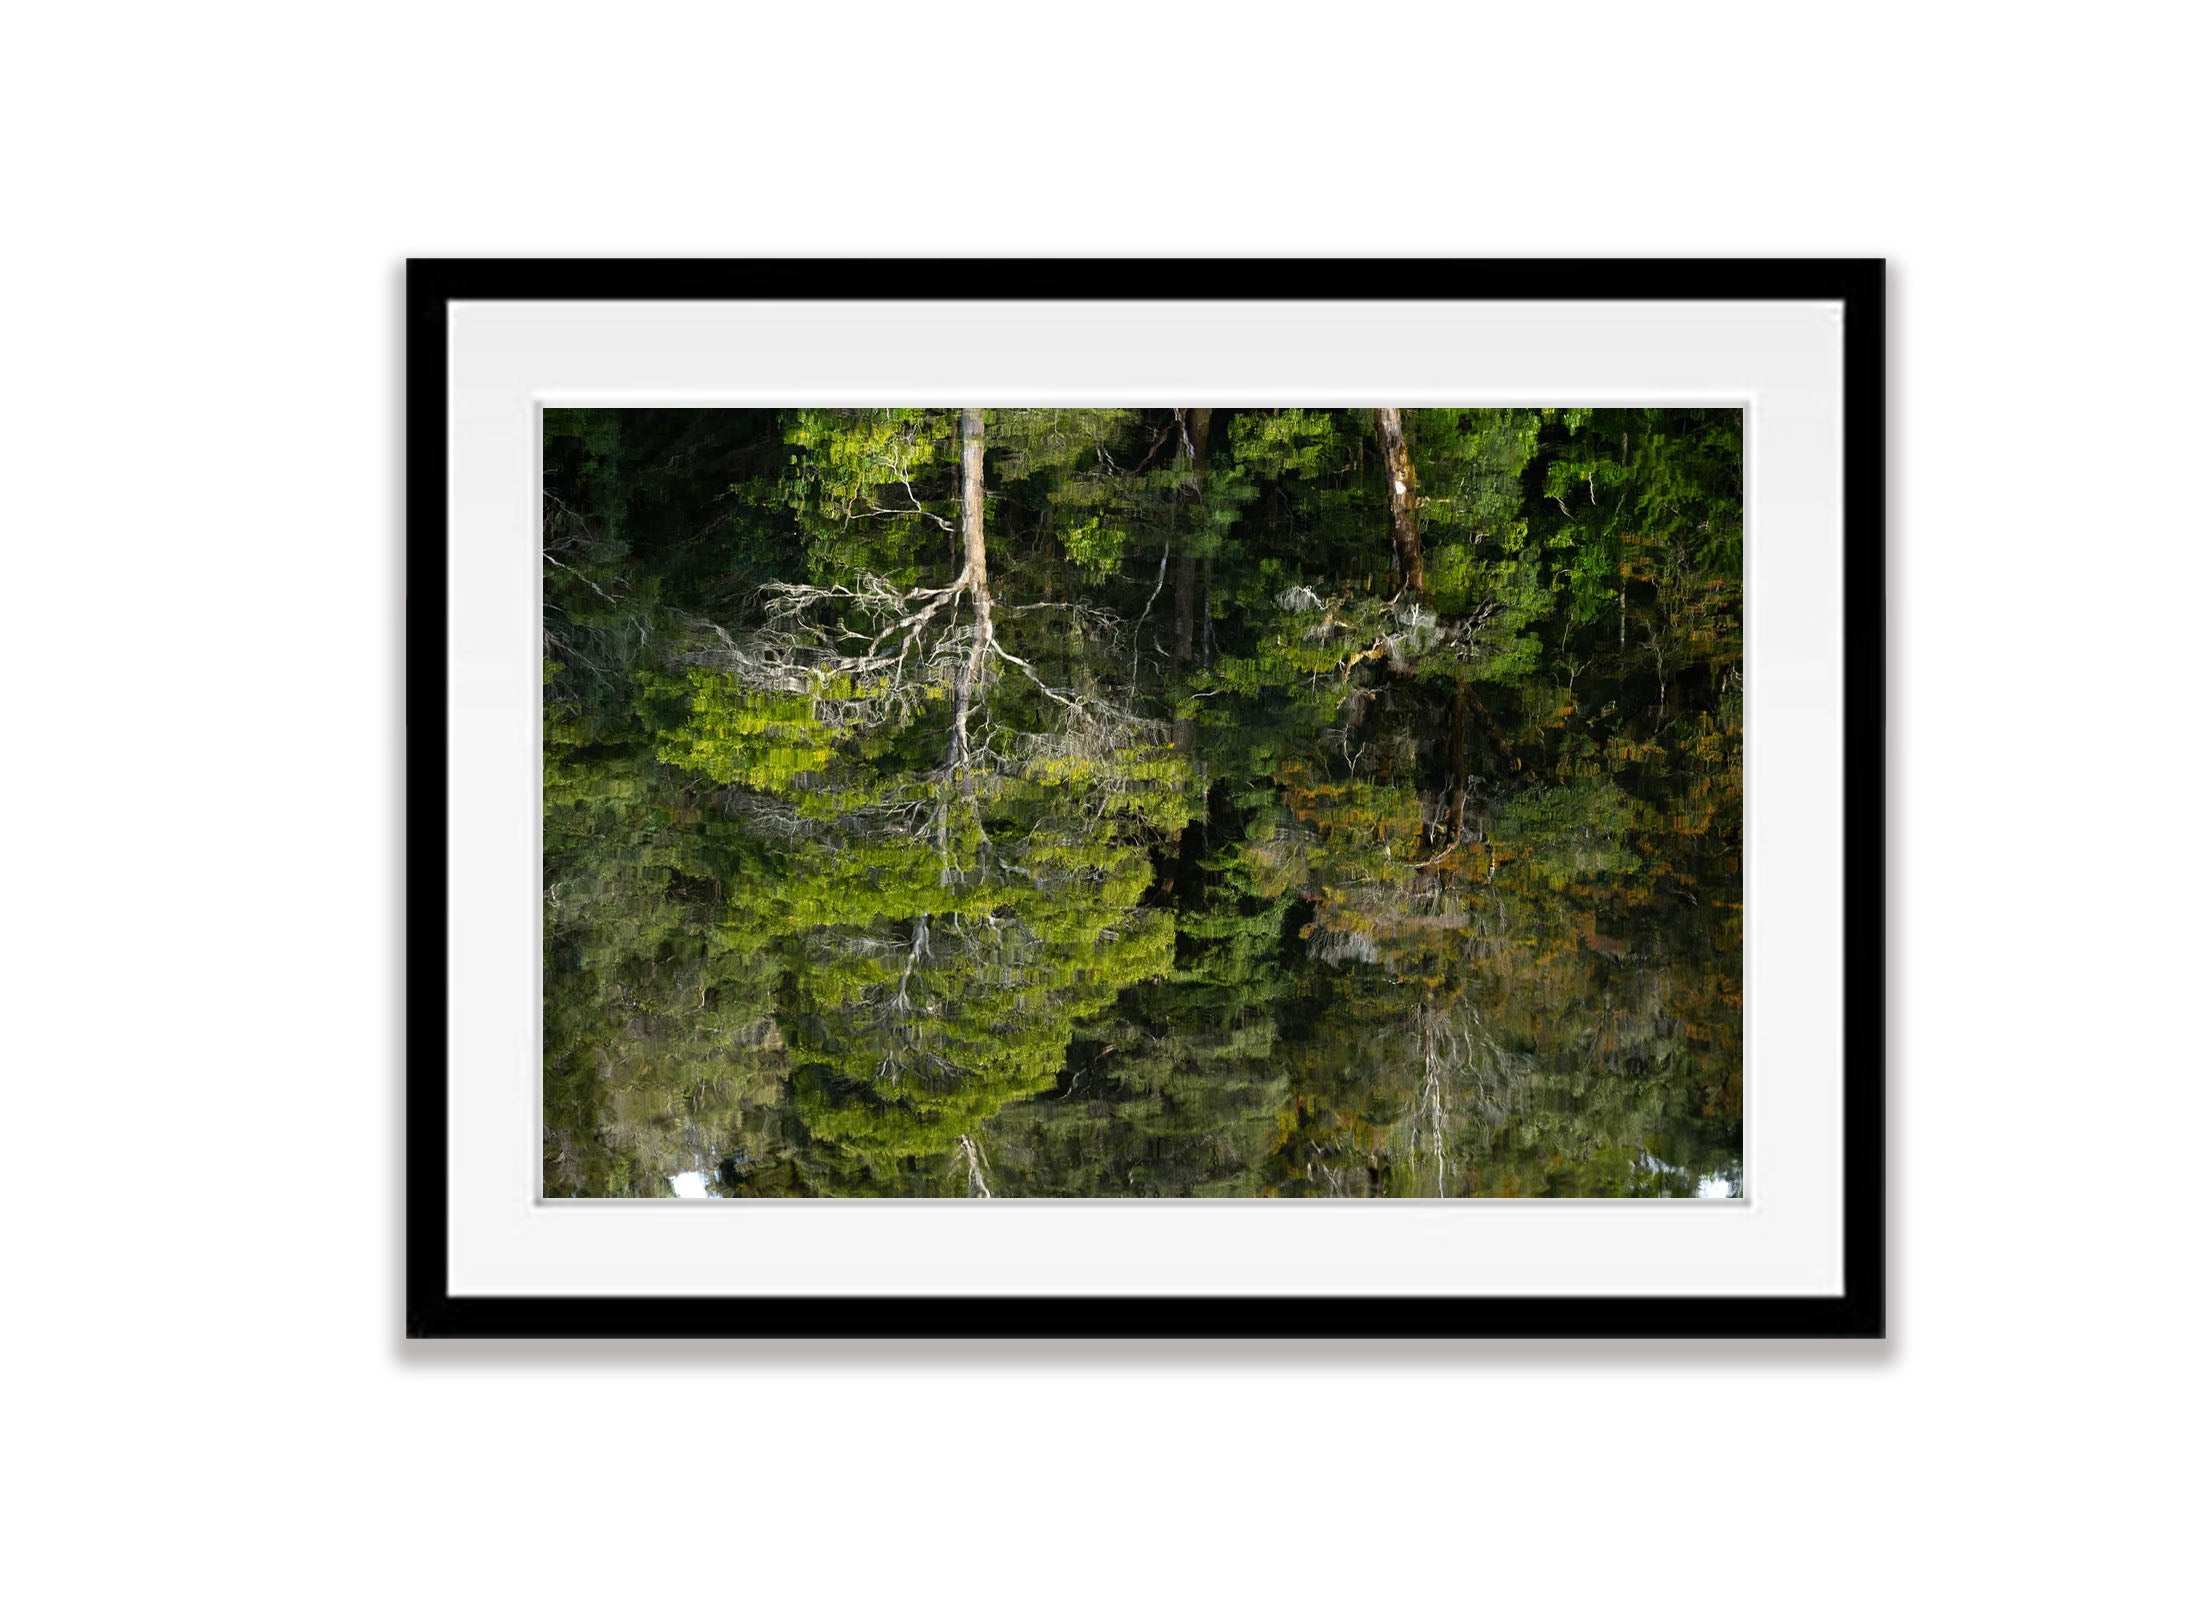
[407,258,1884,1338]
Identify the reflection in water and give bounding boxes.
[544,406,1742,1199]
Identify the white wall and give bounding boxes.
[4,4,2189,1595]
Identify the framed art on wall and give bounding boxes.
[406,258,1884,1337]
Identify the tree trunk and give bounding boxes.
[1186,410,1214,664]
[1420,1003,1448,1199]
[1374,407,1424,598]
[1173,410,1215,664]
[1447,681,1471,844]
[1169,408,1215,763]
[1173,539,1197,662]
[948,407,992,780]
[957,1135,993,1199]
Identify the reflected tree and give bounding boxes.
[542,405,1744,1199]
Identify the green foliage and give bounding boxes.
[654,670,845,791]
[1229,408,1346,479]
[1058,516,1129,578]
[783,407,959,586]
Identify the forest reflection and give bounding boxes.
[544,406,1742,1199]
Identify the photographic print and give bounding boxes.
[542,405,1743,1201]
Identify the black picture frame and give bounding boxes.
[406,258,1885,1339]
